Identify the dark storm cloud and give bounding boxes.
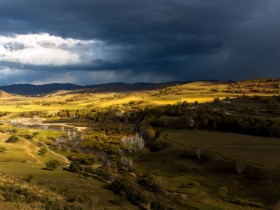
[0,0,279,84]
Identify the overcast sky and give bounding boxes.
[0,0,279,85]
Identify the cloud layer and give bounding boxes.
[0,33,96,66]
[0,0,279,85]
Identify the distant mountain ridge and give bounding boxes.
[0,78,277,96]
[0,82,190,95]
[0,83,81,95]
[0,78,280,95]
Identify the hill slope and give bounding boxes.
[0,83,81,95]
[0,90,12,97]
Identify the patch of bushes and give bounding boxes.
[22,133,33,140]
[84,167,112,180]
[68,154,97,165]
[0,146,7,152]
[33,132,40,137]
[6,135,19,143]
[38,148,47,156]
[0,183,79,209]
[109,178,147,205]
[69,161,83,173]
[148,140,169,152]
[141,126,156,141]
[1,184,41,203]
[138,174,163,192]
[65,194,99,209]
[45,160,59,170]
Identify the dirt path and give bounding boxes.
[44,143,70,165]
[34,139,70,166]
[22,140,44,164]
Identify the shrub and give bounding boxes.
[1,184,40,203]
[0,146,7,152]
[38,148,47,156]
[138,174,163,192]
[148,141,169,152]
[33,132,40,137]
[109,178,147,204]
[23,133,33,140]
[68,154,96,165]
[141,126,156,141]
[6,135,19,143]
[69,161,82,173]
[24,174,33,182]
[84,167,112,180]
[45,160,59,171]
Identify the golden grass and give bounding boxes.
[0,81,277,113]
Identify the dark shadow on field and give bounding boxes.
[136,140,280,208]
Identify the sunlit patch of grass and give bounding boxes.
[0,81,276,113]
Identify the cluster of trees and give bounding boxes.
[57,107,125,123]
[56,95,279,138]
[129,101,192,123]
[224,79,280,94]
[132,96,280,138]
[68,153,97,165]
[194,111,280,137]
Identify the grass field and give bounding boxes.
[161,130,280,168]
[0,162,132,208]
[0,81,276,113]
[133,129,280,209]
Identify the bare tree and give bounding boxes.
[195,147,202,159]
[235,160,245,174]
[121,155,133,168]
[121,133,145,153]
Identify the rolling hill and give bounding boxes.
[0,81,189,95]
[0,90,12,98]
[0,78,278,96]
